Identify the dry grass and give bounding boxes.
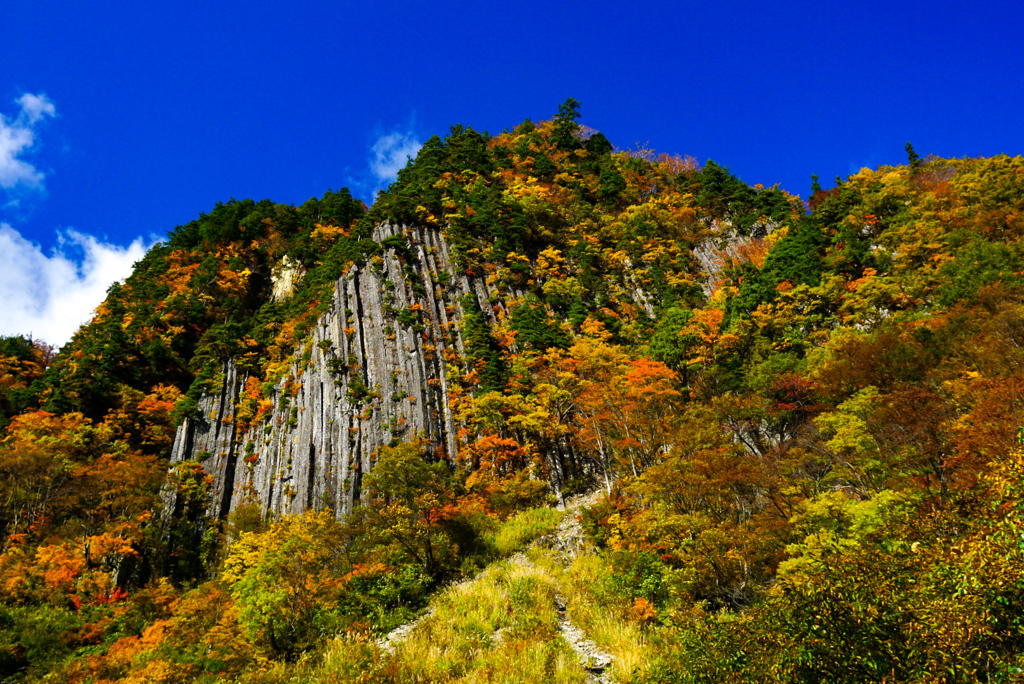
[531,549,651,682]
[386,560,585,683]
[306,559,587,683]
[485,506,564,556]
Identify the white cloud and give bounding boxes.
[0,93,56,191]
[0,223,152,347]
[16,94,56,126]
[369,130,422,185]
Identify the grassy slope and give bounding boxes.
[239,497,653,684]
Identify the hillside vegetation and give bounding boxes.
[2,101,1024,681]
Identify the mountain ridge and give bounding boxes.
[3,102,1024,681]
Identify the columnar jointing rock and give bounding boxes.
[169,361,244,518]
[169,222,543,520]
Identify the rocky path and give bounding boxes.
[556,592,614,682]
[535,488,616,683]
[376,606,434,656]
[377,487,616,681]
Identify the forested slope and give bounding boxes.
[1,101,1024,681]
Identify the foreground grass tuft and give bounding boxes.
[485,506,564,556]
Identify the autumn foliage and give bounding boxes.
[3,103,1024,681]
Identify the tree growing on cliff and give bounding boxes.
[351,439,464,579]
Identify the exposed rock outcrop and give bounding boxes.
[169,222,578,520]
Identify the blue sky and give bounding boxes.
[2,0,1023,344]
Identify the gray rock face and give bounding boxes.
[692,222,779,296]
[169,222,539,520]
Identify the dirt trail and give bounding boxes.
[376,606,434,656]
[534,487,615,682]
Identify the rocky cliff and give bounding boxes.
[168,222,552,520]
